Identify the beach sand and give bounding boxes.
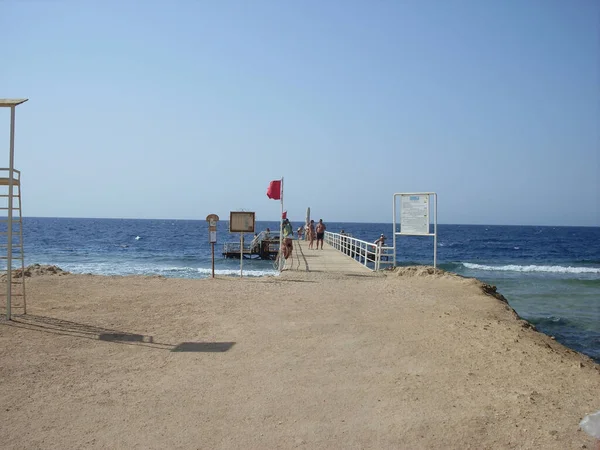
[1,267,599,449]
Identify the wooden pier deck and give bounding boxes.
[282,239,374,275]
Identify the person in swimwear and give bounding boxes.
[315,219,326,250]
[307,220,316,249]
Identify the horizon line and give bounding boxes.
[17,216,600,228]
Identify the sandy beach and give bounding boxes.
[1,266,599,449]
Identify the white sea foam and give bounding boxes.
[462,263,600,274]
[57,263,279,278]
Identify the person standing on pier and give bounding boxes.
[282,219,294,259]
[316,219,326,250]
[307,220,316,249]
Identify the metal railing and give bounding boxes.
[250,230,278,248]
[223,232,281,255]
[222,241,254,254]
[324,232,394,271]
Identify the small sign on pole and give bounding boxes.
[229,212,255,277]
[206,214,219,278]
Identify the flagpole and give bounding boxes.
[279,177,284,271]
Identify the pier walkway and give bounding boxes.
[282,239,372,274]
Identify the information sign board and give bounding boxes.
[393,192,438,269]
[400,195,429,235]
[229,211,255,233]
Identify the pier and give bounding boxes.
[222,230,395,272]
[282,232,394,274]
[283,240,370,274]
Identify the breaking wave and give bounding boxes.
[56,263,279,278]
[462,263,600,274]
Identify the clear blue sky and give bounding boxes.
[1,1,598,226]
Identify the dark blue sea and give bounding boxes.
[15,218,600,363]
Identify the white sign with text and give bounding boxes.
[400,194,429,235]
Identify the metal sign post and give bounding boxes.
[229,211,256,278]
[206,214,219,278]
[240,233,244,277]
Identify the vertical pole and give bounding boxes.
[240,233,243,277]
[392,194,397,267]
[211,242,215,278]
[6,106,16,320]
[278,177,284,271]
[433,193,438,269]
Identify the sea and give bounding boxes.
[12,218,600,363]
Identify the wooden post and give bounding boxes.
[211,242,215,278]
[206,214,219,279]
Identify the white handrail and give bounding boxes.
[0,168,20,175]
[324,232,394,271]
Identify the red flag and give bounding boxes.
[282,211,287,219]
[266,180,281,200]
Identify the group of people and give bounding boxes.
[306,219,326,250]
[279,217,387,261]
[280,217,327,259]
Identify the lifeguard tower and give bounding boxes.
[0,99,28,320]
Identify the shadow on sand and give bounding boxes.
[262,278,317,283]
[1,314,235,353]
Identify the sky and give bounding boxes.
[1,0,598,226]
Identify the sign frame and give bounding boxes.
[392,192,438,268]
[399,194,430,235]
[229,211,255,233]
[206,214,219,228]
